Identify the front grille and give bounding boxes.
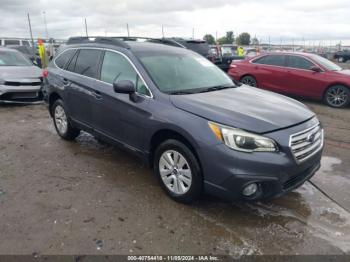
[4,81,41,86]
[290,123,323,163]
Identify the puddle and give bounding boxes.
[193,182,350,254]
[319,156,342,173]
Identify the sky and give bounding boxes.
[0,0,350,44]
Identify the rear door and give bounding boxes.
[251,54,287,93]
[285,55,325,98]
[64,48,103,129]
[92,50,151,150]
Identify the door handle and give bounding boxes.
[62,78,70,87]
[93,90,102,99]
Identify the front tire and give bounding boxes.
[154,139,202,204]
[338,57,344,63]
[240,75,257,87]
[52,99,80,140]
[324,85,350,108]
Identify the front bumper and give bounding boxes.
[199,117,323,201]
[0,84,43,104]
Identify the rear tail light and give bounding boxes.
[42,69,49,78]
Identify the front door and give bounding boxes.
[92,50,152,151]
[285,55,325,98]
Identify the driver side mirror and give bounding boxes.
[310,66,322,72]
[113,80,136,94]
[113,80,138,102]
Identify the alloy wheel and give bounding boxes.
[241,76,257,87]
[158,150,192,195]
[326,86,349,107]
[54,105,68,135]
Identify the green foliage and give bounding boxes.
[203,34,216,45]
[237,32,251,45]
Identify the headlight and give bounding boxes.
[208,122,278,152]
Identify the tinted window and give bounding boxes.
[4,40,20,45]
[253,55,286,67]
[74,49,102,78]
[287,56,314,70]
[100,51,149,96]
[22,40,30,46]
[55,49,76,69]
[66,51,79,72]
[182,41,210,56]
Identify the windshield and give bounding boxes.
[138,52,234,94]
[0,51,32,66]
[311,54,342,71]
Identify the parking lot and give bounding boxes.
[0,99,349,256]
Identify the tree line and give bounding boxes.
[203,31,259,46]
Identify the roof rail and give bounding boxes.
[66,36,130,49]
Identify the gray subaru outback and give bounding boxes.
[43,37,323,203]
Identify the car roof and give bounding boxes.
[261,51,316,57]
[60,40,193,56]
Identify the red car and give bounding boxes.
[228,52,350,108]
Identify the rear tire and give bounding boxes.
[52,99,80,140]
[324,85,350,108]
[154,139,202,204]
[240,75,257,87]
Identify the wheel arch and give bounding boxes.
[148,128,201,169]
[48,92,62,117]
[323,82,350,98]
[240,74,258,86]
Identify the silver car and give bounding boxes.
[0,47,42,103]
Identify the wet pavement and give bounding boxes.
[0,102,349,256]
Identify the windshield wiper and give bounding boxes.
[198,85,235,93]
[168,91,195,95]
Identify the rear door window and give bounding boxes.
[287,56,314,70]
[55,49,76,69]
[253,55,286,67]
[73,49,103,78]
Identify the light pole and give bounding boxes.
[43,11,49,40]
[84,18,88,37]
[27,13,35,54]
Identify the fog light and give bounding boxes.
[242,183,258,196]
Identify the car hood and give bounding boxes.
[170,86,315,133]
[0,66,42,80]
[335,69,350,76]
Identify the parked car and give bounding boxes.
[228,52,350,108]
[7,45,39,65]
[44,37,323,203]
[1,38,32,47]
[334,50,350,63]
[219,44,245,72]
[0,47,42,103]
